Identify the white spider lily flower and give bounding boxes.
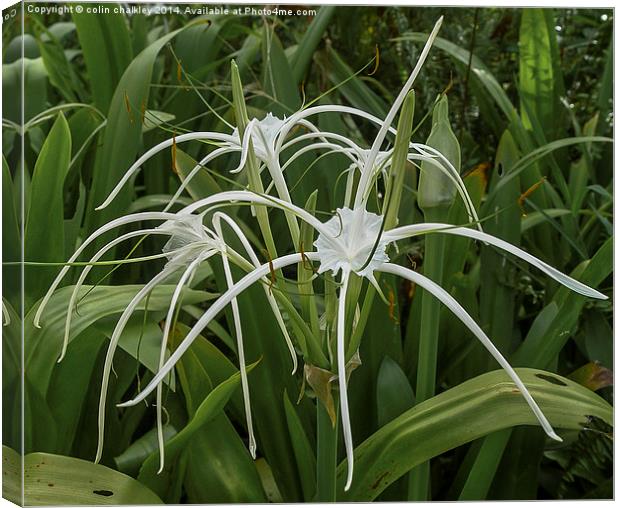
[314,207,389,279]
[112,187,607,491]
[83,15,608,494]
[229,112,287,166]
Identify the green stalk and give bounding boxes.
[316,400,338,502]
[409,94,459,500]
[408,212,447,501]
[230,60,278,259]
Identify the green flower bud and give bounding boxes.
[418,94,461,211]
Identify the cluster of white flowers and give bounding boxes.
[36,16,606,491]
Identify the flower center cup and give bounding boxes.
[314,207,390,278]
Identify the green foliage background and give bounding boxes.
[2,3,613,503]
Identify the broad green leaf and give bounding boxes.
[337,368,612,500]
[2,57,48,123]
[138,353,263,502]
[283,390,317,501]
[519,9,558,135]
[25,284,212,399]
[36,31,80,102]
[73,8,132,112]
[261,26,301,116]
[175,147,222,200]
[2,445,163,505]
[315,46,388,120]
[512,237,612,368]
[2,157,20,303]
[115,425,178,476]
[488,136,612,204]
[84,26,189,263]
[290,6,336,82]
[376,356,415,427]
[24,113,72,306]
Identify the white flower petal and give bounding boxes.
[97,132,235,210]
[157,255,205,473]
[34,212,179,328]
[212,212,297,374]
[379,262,562,442]
[117,252,320,408]
[96,266,176,463]
[384,224,607,299]
[336,270,355,491]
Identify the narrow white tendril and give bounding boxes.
[279,105,478,226]
[60,228,169,362]
[96,132,236,210]
[117,253,320,409]
[379,262,562,441]
[156,254,206,474]
[212,212,297,374]
[95,266,176,464]
[180,190,326,234]
[384,224,607,300]
[337,270,355,491]
[229,119,258,174]
[354,16,444,208]
[219,240,257,459]
[34,212,179,328]
[164,146,234,211]
[2,301,10,326]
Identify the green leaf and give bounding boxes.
[84,26,189,264]
[2,157,20,303]
[24,113,72,306]
[175,147,222,200]
[2,57,48,123]
[261,27,301,116]
[115,425,178,476]
[315,46,388,120]
[290,6,336,83]
[25,284,212,399]
[283,390,317,501]
[73,8,132,112]
[512,236,612,368]
[337,368,612,500]
[137,354,264,503]
[376,356,415,427]
[519,9,559,135]
[2,445,163,505]
[36,31,80,102]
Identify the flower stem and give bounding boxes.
[409,207,447,500]
[316,400,338,502]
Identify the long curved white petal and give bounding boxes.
[278,105,477,224]
[212,212,297,374]
[384,224,607,299]
[219,242,257,459]
[97,132,236,210]
[229,119,257,174]
[337,270,355,491]
[179,190,326,235]
[96,266,175,463]
[156,254,206,474]
[34,212,179,328]
[379,262,562,442]
[355,16,443,206]
[117,252,320,408]
[164,146,234,211]
[2,301,10,326]
[60,228,169,362]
